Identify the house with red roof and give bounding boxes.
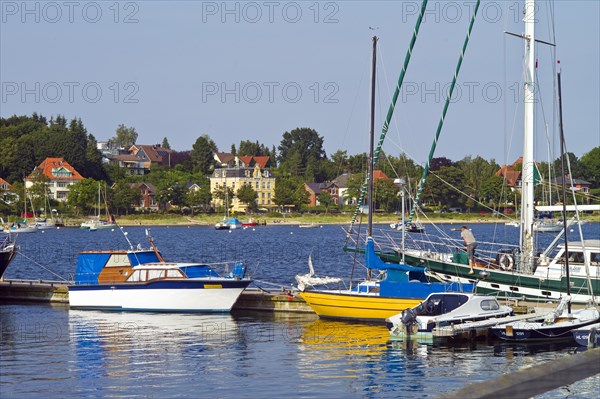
[25,158,84,201]
[0,177,19,204]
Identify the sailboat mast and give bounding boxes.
[367,35,377,238]
[520,0,536,272]
[557,71,571,313]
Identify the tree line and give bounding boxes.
[1,113,598,216]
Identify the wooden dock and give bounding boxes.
[0,279,313,313]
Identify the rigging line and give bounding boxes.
[425,168,514,221]
[337,48,372,177]
[15,250,67,281]
[408,0,482,224]
[350,0,429,229]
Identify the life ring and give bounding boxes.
[499,253,514,270]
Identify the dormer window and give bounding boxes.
[51,167,72,177]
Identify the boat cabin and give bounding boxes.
[536,239,600,279]
[414,293,502,317]
[75,249,161,285]
[126,265,187,282]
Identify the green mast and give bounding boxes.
[350,0,429,229]
[407,0,481,223]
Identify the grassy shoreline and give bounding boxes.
[54,212,600,227]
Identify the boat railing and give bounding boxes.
[373,228,525,270]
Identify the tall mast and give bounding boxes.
[557,71,571,313]
[520,0,536,272]
[367,36,377,238]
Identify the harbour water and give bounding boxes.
[1,223,599,398]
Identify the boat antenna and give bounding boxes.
[146,228,165,262]
[557,71,571,314]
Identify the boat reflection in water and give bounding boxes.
[69,310,241,379]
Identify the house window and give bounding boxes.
[57,182,67,188]
[261,193,265,198]
[262,182,266,189]
[268,193,271,199]
[267,182,271,189]
[255,182,259,189]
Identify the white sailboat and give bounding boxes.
[80,183,117,230]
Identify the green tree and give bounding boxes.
[113,124,138,148]
[317,191,333,213]
[155,180,186,210]
[479,175,505,206]
[580,147,600,187]
[85,134,106,180]
[278,128,326,180]
[67,179,99,215]
[423,166,467,208]
[111,182,142,215]
[161,137,171,149]
[553,152,584,180]
[374,178,400,213]
[185,180,212,213]
[273,177,309,210]
[344,173,365,205]
[236,184,258,211]
[238,140,271,156]
[190,135,217,174]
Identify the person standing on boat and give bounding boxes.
[461,226,477,274]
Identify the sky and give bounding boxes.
[1,0,599,167]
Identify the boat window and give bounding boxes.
[568,252,585,264]
[147,269,165,280]
[441,294,468,313]
[166,269,184,278]
[126,270,142,282]
[480,300,500,311]
[590,252,600,265]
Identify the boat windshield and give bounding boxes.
[417,294,469,316]
[126,268,185,282]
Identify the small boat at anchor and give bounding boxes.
[386,290,513,342]
[215,217,242,230]
[489,296,600,342]
[68,231,252,312]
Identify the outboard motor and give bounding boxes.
[401,308,419,335]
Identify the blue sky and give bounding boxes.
[1,1,598,167]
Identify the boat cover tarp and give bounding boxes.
[127,251,161,266]
[365,238,422,272]
[75,253,111,285]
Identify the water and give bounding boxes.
[1,224,599,398]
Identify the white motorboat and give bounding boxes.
[387,291,513,342]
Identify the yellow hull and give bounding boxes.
[299,290,422,322]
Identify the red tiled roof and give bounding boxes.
[0,177,14,190]
[253,156,270,168]
[238,155,254,167]
[373,170,389,180]
[27,158,84,180]
[495,165,521,187]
